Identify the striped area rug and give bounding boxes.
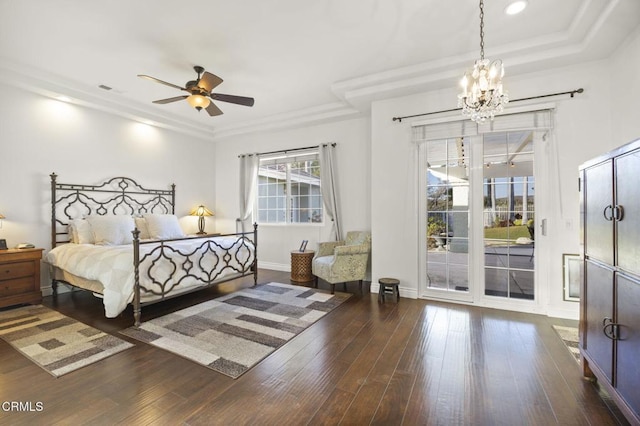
[0,305,133,377]
[552,325,580,364]
[121,282,350,378]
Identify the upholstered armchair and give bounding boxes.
[312,231,371,294]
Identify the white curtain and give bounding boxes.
[237,154,259,233]
[319,143,342,241]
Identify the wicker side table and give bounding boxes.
[291,250,315,282]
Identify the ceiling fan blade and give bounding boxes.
[152,95,188,104]
[210,93,255,107]
[197,71,223,93]
[205,102,223,116]
[138,75,185,91]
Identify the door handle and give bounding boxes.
[614,205,624,221]
[603,205,614,221]
[602,317,620,340]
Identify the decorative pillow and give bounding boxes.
[143,214,185,239]
[134,217,151,240]
[69,219,94,244]
[68,223,78,244]
[87,215,135,246]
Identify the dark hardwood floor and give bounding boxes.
[0,270,629,425]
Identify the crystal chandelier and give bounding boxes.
[458,0,508,123]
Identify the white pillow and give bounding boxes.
[143,214,185,239]
[134,217,151,240]
[69,219,94,244]
[68,223,78,243]
[87,215,135,246]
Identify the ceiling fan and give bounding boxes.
[138,65,254,116]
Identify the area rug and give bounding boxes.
[0,305,133,377]
[121,282,350,379]
[552,325,580,364]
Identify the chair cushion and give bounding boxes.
[312,255,335,280]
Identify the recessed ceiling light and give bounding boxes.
[505,0,528,15]
[56,95,72,102]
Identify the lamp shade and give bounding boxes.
[191,205,213,217]
[0,212,4,219]
[186,94,211,110]
[191,205,213,235]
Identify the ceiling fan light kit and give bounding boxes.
[186,94,210,110]
[138,65,254,116]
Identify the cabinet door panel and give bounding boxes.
[584,161,614,265]
[616,274,640,416]
[585,260,614,383]
[615,150,640,275]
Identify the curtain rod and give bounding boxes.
[392,88,584,123]
[238,143,336,158]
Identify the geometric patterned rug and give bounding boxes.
[552,324,580,364]
[0,305,133,377]
[121,282,350,379]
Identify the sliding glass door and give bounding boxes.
[418,116,547,310]
[483,131,535,300]
[424,138,470,298]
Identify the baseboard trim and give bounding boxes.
[371,283,418,299]
[258,261,290,272]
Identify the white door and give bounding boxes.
[482,131,536,302]
[418,122,549,311]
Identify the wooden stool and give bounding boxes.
[378,277,400,303]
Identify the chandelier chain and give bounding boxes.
[457,0,508,123]
[479,0,485,60]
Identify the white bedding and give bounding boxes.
[45,236,254,318]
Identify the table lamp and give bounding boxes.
[190,205,214,235]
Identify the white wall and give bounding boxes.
[370,58,624,319]
[0,83,216,291]
[611,26,640,143]
[214,117,371,271]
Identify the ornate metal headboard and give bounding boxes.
[50,173,176,248]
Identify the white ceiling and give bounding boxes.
[1,0,638,140]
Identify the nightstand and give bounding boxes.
[0,248,44,308]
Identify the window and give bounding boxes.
[257,151,323,224]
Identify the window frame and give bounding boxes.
[255,150,324,226]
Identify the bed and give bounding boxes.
[46,173,257,326]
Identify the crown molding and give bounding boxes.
[329,0,636,111]
[0,59,216,141]
[211,102,362,141]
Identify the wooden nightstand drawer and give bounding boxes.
[0,276,35,297]
[0,248,44,308]
[0,261,35,281]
